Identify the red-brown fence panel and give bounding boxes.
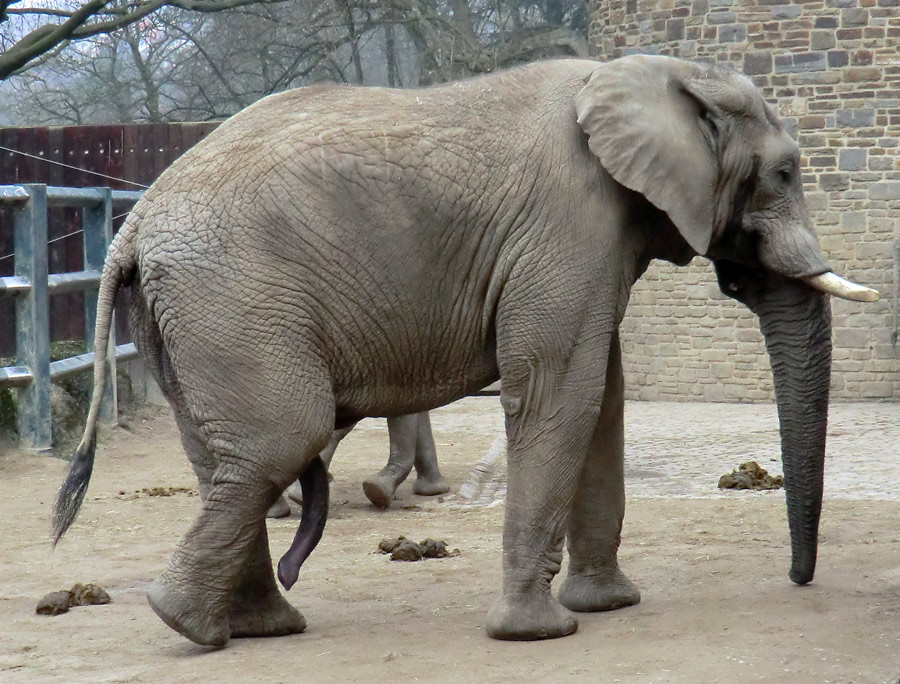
[0,122,219,356]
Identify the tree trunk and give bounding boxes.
[404,18,443,85]
[383,5,399,87]
[342,1,365,84]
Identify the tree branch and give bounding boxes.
[0,0,294,79]
[1,0,110,78]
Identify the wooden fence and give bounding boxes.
[0,123,219,356]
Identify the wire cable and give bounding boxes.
[0,144,150,189]
[0,213,135,263]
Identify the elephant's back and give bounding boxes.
[146,58,599,191]
[226,58,597,138]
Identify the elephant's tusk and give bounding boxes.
[803,272,880,302]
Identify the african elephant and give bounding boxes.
[54,55,877,647]
[266,411,449,516]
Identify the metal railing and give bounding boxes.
[0,184,143,450]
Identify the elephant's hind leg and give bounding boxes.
[229,522,306,638]
[558,332,641,612]
[148,383,334,647]
[172,412,305,639]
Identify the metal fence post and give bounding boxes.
[14,184,51,451]
[83,187,117,424]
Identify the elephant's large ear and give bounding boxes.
[575,55,720,256]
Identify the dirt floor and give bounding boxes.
[1,397,899,684]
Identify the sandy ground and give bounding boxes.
[1,397,899,684]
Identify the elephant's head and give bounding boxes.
[574,55,878,585]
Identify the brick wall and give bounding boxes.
[589,0,900,401]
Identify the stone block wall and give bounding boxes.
[589,0,900,401]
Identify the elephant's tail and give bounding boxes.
[52,222,138,546]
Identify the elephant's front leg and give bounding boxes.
[486,341,610,640]
[558,331,641,612]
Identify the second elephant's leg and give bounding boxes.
[558,332,641,612]
[280,424,355,508]
[266,494,292,518]
[319,424,356,471]
[362,414,418,508]
[411,412,450,496]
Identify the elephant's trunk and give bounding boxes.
[715,261,832,585]
[753,283,832,584]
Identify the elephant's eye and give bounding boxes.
[776,168,793,185]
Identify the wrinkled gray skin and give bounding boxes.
[266,411,449,516]
[56,56,855,646]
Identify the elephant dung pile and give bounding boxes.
[377,536,459,561]
[36,583,111,616]
[718,461,784,491]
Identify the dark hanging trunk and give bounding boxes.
[716,263,832,584]
[755,282,831,584]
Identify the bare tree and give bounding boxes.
[3,5,203,123]
[156,2,375,119]
[383,0,589,84]
[2,1,590,125]
[0,0,299,79]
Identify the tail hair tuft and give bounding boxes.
[51,436,96,546]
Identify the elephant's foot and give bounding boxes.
[284,480,305,505]
[412,474,451,496]
[229,591,306,638]
[486,593,578,641]
[147,577,229,647]
[558,567,641,613]
[266,495,291,519]
[362,474,397,509]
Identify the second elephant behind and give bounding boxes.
[268,412,449,517]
